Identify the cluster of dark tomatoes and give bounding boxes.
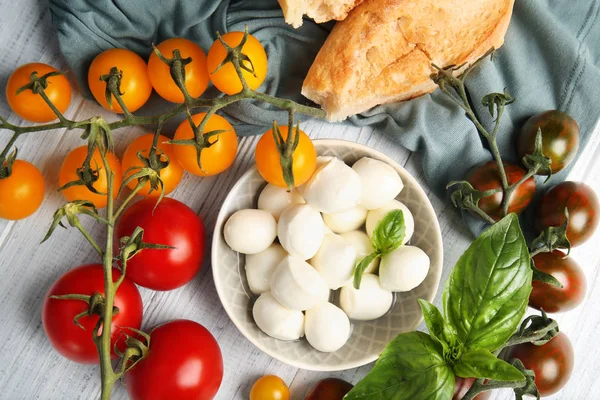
[455,110,599,399]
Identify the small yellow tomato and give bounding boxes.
[250,375,290,400]
[207,31,268,95]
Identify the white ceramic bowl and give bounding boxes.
[212,139,443,371]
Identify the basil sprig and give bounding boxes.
[353,209,405,289]
[345,214,532,399]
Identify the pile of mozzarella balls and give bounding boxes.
[224,156,430,353]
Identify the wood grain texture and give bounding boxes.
[0,1,599,399]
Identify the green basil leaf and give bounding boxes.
[453,349,525,381]
[371,209,405,255]
[418,299,458,354]
[345,332,454,400]
[443,213,532,352]
[353,252,380,289]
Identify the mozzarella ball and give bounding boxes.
[323,206,367,233]
[270,256,329,310]
[245,244,288,295]
[252,292,305,340]
[302,158,362,213]
[352,157,404,210]
[379,245,430,292]
[305,302,350,352]
[340,274,393,321]
[365,200,414,245]
[340,230,379,274]
[224,209,277,254]
[297,156,334,197]
[278,204,325,260]
[257,184,304,221]
[310,234,357,290]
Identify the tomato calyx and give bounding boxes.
[506,310,559,347]
[521,128,553,179]
[446,180,501,224]
[115,327,150,376]
[42,200,108,255]
[169,111,229,174]
[99,66,133,117]
[271,120,302,190]
[530,208,571,257]
[48,292,119,331]
[117,226,174,280]
[151,45,194,102]
[212,26,257,91]
[0,147,18,179]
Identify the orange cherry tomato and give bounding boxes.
[58,146,122,208]
[173,113,238,176]
[147,38,209,103]
[121,134,183,197]
[6,63,71,123]
[249,375,290,400]
[207,31,268,95]
[88,49,152,113]
[0,160,45,220]
[255,126,316,188]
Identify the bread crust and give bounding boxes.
[302,0,516,121]
[278,0,365,28]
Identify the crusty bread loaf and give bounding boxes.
[278,0,364,28]
[302,0,515,121]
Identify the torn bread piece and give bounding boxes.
[302,0,515,121]
[278,0,364,28]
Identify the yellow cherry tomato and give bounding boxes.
[88,48,152,113]
[121,134,184,197]
[255,125,316,188]
[6,63,71,123]
[148,38,209,103]
[0,160,45,220]
[207,31,268,95]
[173,113,238,176]
[58,146,122,209]
[250,375,290,400]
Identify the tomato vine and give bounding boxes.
[0,27,324,399]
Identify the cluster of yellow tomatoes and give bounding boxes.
[1,32,318,220]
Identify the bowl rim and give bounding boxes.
[211,138,443,371]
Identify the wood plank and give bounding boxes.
[1,1,599,399]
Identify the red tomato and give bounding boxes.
[467,161,536,221]
[529,251,586,313]
[452,377,490,400]
[305,378,353,400]
[125,319,223,400]
[115,197,205,291]
[538,181,599,247]
[42,264,143,364]
[506,332,574,396]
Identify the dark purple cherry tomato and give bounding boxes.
[506,332,574,396]
[529,251,586,313]
[305,378,353,400]
[517,110,579,174]
[467,161,536,221]
[538,181,599,246]
[452,377,490,400]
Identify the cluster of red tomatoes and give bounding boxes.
[464,110,599,398]
[41,196,224,399]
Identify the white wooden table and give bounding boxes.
[1,1,599,399]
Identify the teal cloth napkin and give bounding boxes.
[49,0,600,236]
